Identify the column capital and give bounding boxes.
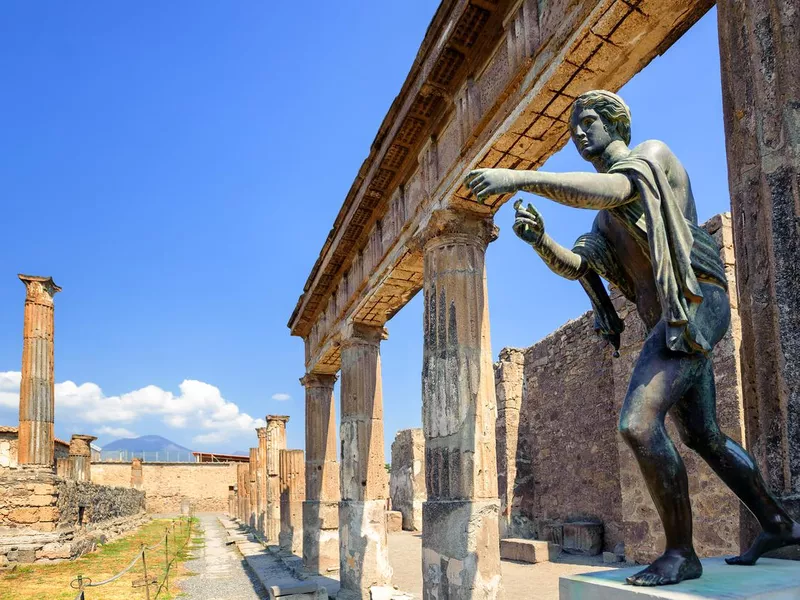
[68,434,97,457]
[256,426,268,439]
[340,322,388,349]
[19,274,61,305]
[300,372,338,388]
[266,414,290,425]
[416,208,498,252]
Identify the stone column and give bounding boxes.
[301,372,340,574]
[717,0,800,524]
[338,322,392,600]
[68,434,96,482]
[390,428,426,532]
[131,457,143,490]
[256,426,268,538]
[237,462,249,522]
[280,449,306,555]
[17,275,61,466]
[420,208,502,599]
[249,447,258,529]
[228,486,236,518]
[266,415,289,543]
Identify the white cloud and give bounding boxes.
[96,426,138,439]
[271,393,291,401]
[0,371,265,446]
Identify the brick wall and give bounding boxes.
[91,462,239,513]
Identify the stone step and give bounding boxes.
[500,538,560,564]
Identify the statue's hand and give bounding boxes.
[465,168,520,203]
[512,199,545,246]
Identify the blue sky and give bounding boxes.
[0,3,730,458]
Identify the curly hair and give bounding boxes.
[572,90,631,145]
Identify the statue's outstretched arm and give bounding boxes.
[466,168,634,209]
[513,201,587,280]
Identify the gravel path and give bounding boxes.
[179,515,266,600]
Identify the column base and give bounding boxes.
[338,499,392,600]
[422,499,502,600]
[303,500,339,574]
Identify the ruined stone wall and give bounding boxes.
[0,466,146,566]
[389,428,425,531]
[91,461,239,513]
[495,213,747,561]
[0,431,69,473]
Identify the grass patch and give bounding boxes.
[0,518,199,600]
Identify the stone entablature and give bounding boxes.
[289,0,716,375]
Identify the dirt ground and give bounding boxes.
[388,531,620,599]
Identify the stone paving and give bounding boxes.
[179,515,267,600]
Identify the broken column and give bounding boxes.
[390,428,425,532]
[280,449,306,555]
[131,457,143,490]
[717,0,800,528]
[419,208,502,599]
[338,322,392,600]
[257,426,268,537]
[249,447,258,529]
[266,415,289,544]
[17,275,61,466]
[68,434,97,482]
[300,372,340,574]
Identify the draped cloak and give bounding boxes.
[571,154,727,355]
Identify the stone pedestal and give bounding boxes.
[257,427,268,537]
[249,448,258,529]
[17,275,61,466]
[717,0,800,532]
[420,209,502,600]
[266,415,289,544]
[280,449,305,555]
[67,434,96,482]
[560,558,800,600]
[131,458,143,490]
[338,323,392,600]
[301,372,340,574]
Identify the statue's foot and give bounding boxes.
[726,522,800,566]
[625,549,702,586]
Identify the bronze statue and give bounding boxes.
[465,90,800,586]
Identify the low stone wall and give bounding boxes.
[0,466,146,566]
[92,461,238,513]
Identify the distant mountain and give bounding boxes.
[231,450,249,456]
[102,435,192,453]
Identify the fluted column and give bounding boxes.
[301,372,340,575]
[420,209,502,599]
[249,447,258,529]
[68,434,96,482]
[266,415,289,543]
[338,322,391,600]
[237,462,249,522]
[256,427,268,538]
[17,275,61,466]
[280,449,306,555]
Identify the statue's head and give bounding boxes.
[569,90,631,160]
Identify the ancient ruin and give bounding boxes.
[280,448,306,555]
[286,0,798,596]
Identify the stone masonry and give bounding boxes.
[17,275,61,466]
[389,429,425,532]
[266,415,289,544]
[249,448,258,529]
[67,434,96,483]
[257,426,268,538]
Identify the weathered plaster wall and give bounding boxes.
[495,214,747,561]
[91,462,239,513]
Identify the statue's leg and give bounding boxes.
[618,321,705,586]
[672,359,800,565]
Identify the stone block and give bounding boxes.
[602,551,621,564]
[563,522,603,556]
[38,542,72,560]
[499,538,558,563]
[9,508,39,524]
[560,557,800,599]
[267,582,324,599]
[386,510,402,533]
